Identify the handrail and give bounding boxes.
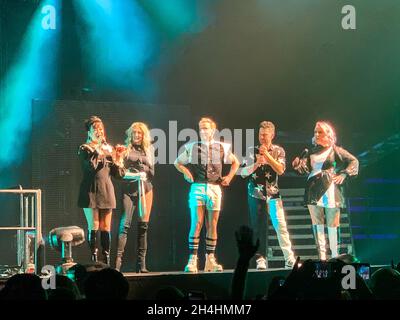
[0,188,42,274]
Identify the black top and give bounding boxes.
[244,144,286,200]
[122,144,154,195]
[182,141,232,184]
[294,144,359,208]
[77,143,125,209]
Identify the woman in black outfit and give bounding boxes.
[115,122,154,273]
[78,116,125,265]
[292,121,359,260]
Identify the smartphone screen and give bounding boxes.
[313,261,331,279]
[356,264,370,280]
[187,291,205,300]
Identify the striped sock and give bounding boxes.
[206,237,217,255]
[189,236,200,255]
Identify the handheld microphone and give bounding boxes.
[300,148,309,159]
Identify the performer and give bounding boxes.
[292,121,359,260]
[115,122,154,273]
[78,116,125,265]
[241,121,296,269]
[174,117,240,273]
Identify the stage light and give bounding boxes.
[74,0,157,97]
[0,0,60,172]
[48,226,85,274]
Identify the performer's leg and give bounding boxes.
[248,195,267,268]
[99,209,112,265]
[84,208,99,262]
[268,198,295,267]
[326,207,340,258]
[205,209,220,254]
[137,190,153,273]
[115,194,136,271]
[204,209,223,272]
[308,205,326,260]
[184,205,205,272]
[203,184,223,272]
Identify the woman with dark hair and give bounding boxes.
[292,121,359,260]
[78,116,125,265]
[115,122,154,273]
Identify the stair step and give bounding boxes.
[269,233,351,240]
[269,244,349,250]
[268,255,318,261]
[269,223,350,230]
[285,214,348,220]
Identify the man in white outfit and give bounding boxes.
[241,121,296,269]
[175,117,240,273]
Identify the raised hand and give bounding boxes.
[292,157,301,169]
[235,225,260,261]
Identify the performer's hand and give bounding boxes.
[259,145,268,155]
[183,171,194,183]
[114,144,125,163]
[255,154,267,166]
[115,144,127,155]
[292,157,301,169]
[221,175,233,186]
[235,225,259,261]
[139,172,147,181]
[333,173,346,185]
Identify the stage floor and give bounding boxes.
[122,265,387,299]
[0,265,389,299]
[123,268,291,299]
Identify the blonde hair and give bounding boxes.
[259,121,275,135]
[125,122,153,159]
[199,117,217,129]
[313,121,337,146]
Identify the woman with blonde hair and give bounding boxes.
[115,122,154,273]
[292,121,359,260]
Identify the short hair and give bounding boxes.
[199,117,217,129]
[84,115,103,131]
[313,121,337,146]
[259,121,275,134]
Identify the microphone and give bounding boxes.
[300,148,309,159]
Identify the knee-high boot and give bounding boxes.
[115,228,128,271]
[328,227,339,258]
[88,230,98,262]
[312,225,327,260]
[100,231,111,265]
[136,222,149,273]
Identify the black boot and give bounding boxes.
[136,222,149,273]
[115,230,128,271]
[100,231,111,265]
[88,230,98,262]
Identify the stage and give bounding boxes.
[123,268,290,300]
[0,265,388,299]
[121,265,386,300]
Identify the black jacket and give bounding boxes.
[293,145,359,208]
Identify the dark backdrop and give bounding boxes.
[1,0,399,268]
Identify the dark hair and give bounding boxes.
[0,274,47,300]
[84,116,103,131]
[84,268,129,300]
